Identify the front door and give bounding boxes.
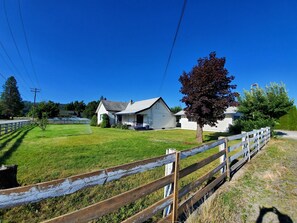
[136,115,143,127]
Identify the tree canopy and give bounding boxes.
[179,52,238,142]
[170,106,182,114]
[0,76,24,119]
[234,83,294,132]
[82,100,100,119]
[31,101,60,119]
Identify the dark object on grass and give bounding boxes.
[0,165,19,189]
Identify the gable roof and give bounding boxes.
[96,100,128,113]
[116,97,169,115]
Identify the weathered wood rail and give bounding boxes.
[0,120,31,136]
[0,127,271,222]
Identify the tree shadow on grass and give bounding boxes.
[256,206,293,223]
[0,129,26,151]
[204,132,232,142]
[0,126,34,164]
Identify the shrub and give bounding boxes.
[229,118,275,134]
[100,114,110,128]
[38,112,48,131]
[111,124,116,128]
[90,115,97,126]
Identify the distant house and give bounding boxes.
[175,107,241,132]
[95,97,175,129]
[116,97,175,129]
[96,100,128,125]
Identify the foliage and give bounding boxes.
[238,83,294,120]
[179,52,238,142]
[100,114,110,128]
[275,106,297,130]
[65,101,86,117]
[170,106,182,114]
[0,76,24,119]
[115,123,129,129]
[38,112,48,131]
[233,83,294,132]
[82,100,100,119]
[229,118,275,134]
[22,101,34,116]
[90,115,97,126]
[29,101,60,119]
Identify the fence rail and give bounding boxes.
[0,127,271,222]
[0,120,31,136]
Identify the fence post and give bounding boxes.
[242,131,250,162]
[163,149,176,217]
[255,129,260,151]
[219,137,230,180]
[218,137,226,174]
[172,151,180,223]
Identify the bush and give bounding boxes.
[100,114,110,128]
[38,112,48,131]
[90,115,97,126]
[115,123,129,129]
[111,124,116,128]
[229,118,275,134]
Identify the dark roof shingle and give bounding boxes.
[102,100,128,111]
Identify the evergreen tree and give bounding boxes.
[0,76,24,119]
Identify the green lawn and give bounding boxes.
[0,125,229,222]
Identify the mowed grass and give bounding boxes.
[0,125,229,222]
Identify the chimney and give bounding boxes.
[130,100,133,104]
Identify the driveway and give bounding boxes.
[275,130,297,140]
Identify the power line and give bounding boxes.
[0,72,6,80]
[0,40,30,89]
[3,0,35,87]
[18,0,40,89]
[158,0,187,94]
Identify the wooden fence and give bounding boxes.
[0,120,31,136]
[0,127,271,222]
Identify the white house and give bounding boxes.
[116,97,175,129]
[96,100,128,125]
[175,107,241,132]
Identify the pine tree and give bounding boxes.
[0,76,24,119]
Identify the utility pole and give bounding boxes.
[31,88,41,121]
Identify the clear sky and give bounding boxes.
[0,0,296,107]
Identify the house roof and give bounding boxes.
[102,100,128,111]
[96,100,128,113]
[116,97,164,115]
[174,107,239,116]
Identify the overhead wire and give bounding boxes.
[158,0,187,94]
[18,0,40,89]
[3,0,35,88]
[0,71,6,80]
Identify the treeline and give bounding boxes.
[25,98,104,119]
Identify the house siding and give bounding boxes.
[179,114,235,132]
[97,104,117,125]
[148,101,175,129]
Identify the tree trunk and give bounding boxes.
[196,123,203,143]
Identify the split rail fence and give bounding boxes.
[0,120,31,136]
[0,127,271,222]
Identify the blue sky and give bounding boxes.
[0,0,296,107]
